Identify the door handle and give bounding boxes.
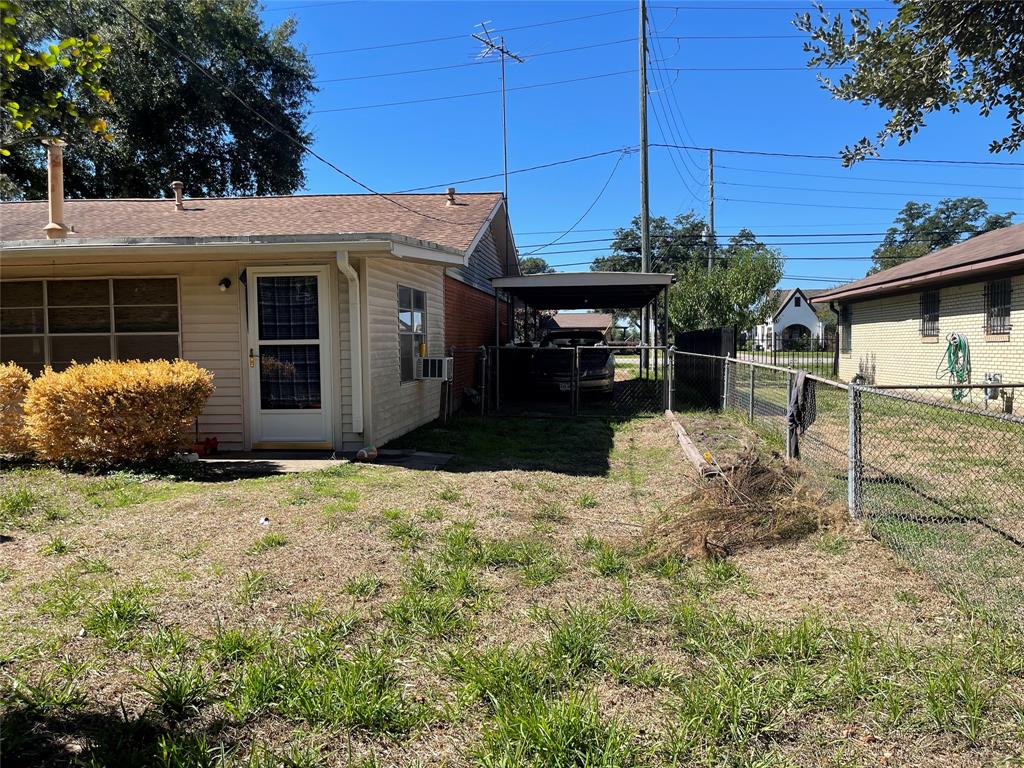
[249,348,255,368]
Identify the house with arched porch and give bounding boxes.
[750,288,826,350]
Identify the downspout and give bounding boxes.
[336,251,364,434]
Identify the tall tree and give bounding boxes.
[869,197,1016,274]
[519,256,555,275]
[593,213,782,332]
[1,0,111,162]
[796,1,1024,164]
[2,0,315,200]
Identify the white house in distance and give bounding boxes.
[750,288,825,350]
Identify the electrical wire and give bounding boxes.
[719,180,1023,202]
[654,143,1024,167]
[310,70,635,114]
[715,163,1024,190]
[522,151,630,256]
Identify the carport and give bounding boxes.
[488,272,675,416]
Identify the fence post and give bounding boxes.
[785,371,794,460]
[847,381,862,518]
[748,364,755,421]
[722,358,730,411]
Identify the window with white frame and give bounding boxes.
[398,285,425,382]
[0,278,180,375]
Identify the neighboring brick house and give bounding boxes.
[443,202,518,408]
[813,224,1024,386]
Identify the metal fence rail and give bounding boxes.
[675,350,1024,624]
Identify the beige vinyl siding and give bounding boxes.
[365,257,445,445]
[839,274,1024,385]
[0,260,246,449]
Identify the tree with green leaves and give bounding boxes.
[593,213,782,333]
[2,0,315,200]
[796,2,1024,164]
[519,256,555,275]
[0,0,112,159]
[869,197,1016,275]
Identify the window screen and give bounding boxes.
[398,285,426,382]
[0,278,180,373]
[840,304,852,354]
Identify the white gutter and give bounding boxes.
[336,251,364,434]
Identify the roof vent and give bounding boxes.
[172,180,184,210]
[42,139,69,239]
[445,187,456,206]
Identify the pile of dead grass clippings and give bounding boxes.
[644,448,844,562]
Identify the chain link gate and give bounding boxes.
[576,345,671,418]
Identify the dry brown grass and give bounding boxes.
[0,414,1018,767]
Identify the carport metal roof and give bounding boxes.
[491,271,673,310]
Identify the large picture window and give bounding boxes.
[398,285,425,382]
[0,278,180,374]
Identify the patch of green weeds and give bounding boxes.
[533,501,566,523]
[343,573,383,598]
[209,624,268,664]
[0,486,45,526]
[235,570,271,606]
[386,517,425,550]
[542,604,610,683]
[576,492,599,509]
[436,483,463,503]
[141,661,210,718]
[592,543,629,577]
[40,534,77,556]
[84,587,154,646]
[384,557,481,638]
[248,532,288,555]
[142,625,189,659]
[816,532,850,555]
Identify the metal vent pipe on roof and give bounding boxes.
[172,180,184,210]
[445,187,456,206]
[42,139,68,239]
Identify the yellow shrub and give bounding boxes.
[0,363,33,456]
[23,359,214,466]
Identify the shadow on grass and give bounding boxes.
[388,415,618,476]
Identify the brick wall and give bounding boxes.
[444,275,509,408]
[838,273,1024,386]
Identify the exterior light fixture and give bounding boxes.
[218,277,231,292]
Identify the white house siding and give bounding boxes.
[838,274,1024,386]
[0,259,246,449]
[448,227,501,294]
[364,256,445,446]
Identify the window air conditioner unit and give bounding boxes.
[418,356,454,381]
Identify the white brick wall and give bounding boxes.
[838,273,1024,385]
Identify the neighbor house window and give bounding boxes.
[920,290,940,337]
[794,296,801,307]
[398,285,425,382]
[984,278,1012,335]
[0,278,180,375]
[840,304,852,354]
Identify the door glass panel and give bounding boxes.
[257,276,319,341]
[259,344,321,409]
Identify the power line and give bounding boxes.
[719,180,1023,202]
[518,230,1001,248]
[312,38,635,84]
[308,8,633,57]
[720,197,900,211]
[523,151,630,256]
[394,147,638,193]
[715,163,1024,190]
[310,70,634,114]
[121,5,480,228]
[654,143,1024,168]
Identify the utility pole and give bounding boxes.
[475,22,522,342]
[639,0,651,363]
[707,147,715,272]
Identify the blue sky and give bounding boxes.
[259,0,1023,289]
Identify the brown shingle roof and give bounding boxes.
[0,192,503,253]
[813,223,1024,304]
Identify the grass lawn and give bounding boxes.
[1,415,1022,767]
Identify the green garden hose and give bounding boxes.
[936,332,971,401]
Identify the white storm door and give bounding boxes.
[246,266,333,448]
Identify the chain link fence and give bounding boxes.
[675,351,1024,624]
